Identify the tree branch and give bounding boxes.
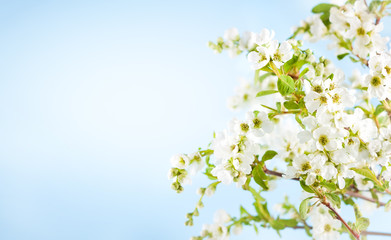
[345,190,385,206]
[291,226,391,237]
[262,166,387,206]
[322,200,360,240]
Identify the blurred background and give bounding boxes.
[1,0,391,239]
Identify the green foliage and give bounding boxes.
[374,104,385,116]
[356,217,370,231]
[351,167,382,186]
[283,101,299,110]
[261,150,278,162]
[277,75,295,96]
[257,90,278,97]
[325,193,341,208]
[337,53,349,60]
[319,181,337,191]
[299,197,312,219]
[312,3,338,26]
[252,165,269,190]
[300,180,314,193]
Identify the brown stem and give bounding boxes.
[375,2,387,25]
[262,166,387,206]
[362,231,391,237]
[345,190,385,206]
[291,226,391,237]
[322,201,360,239]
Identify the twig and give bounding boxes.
[375,1,387,25]
[262,166,387,206]
[291,226,391,237]
[345,190,385,206]
[322,200,360,239]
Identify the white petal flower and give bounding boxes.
[170,154,190,169]
[313,127,341,151]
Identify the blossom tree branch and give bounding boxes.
[263,166,387,206]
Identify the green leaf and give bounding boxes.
[349,56,360,63]
[300,180,314,193]
[369,0,382,11]
[283,56,298,73]
[325,193,341,208]
[351,167,382,185]
[252,165,269,190]
[320,12,331,26]
[312,3,338,13]
[385,200,391,211]
[342,197,355,206]
[279,218,298,227]
[299,68,309,79]
[262,150,278,162]
[299,197,312,219]
[277,75,295,96]
[319,181,337,191]
[240,205,250,216]
[356,217,370,231]
[374,104,385,116]
[253,223,259,234]
[249,186,266,202]
[270,220,285,230]
[295,113,305,129]
[284,101,299,110]
[276,102,282,112]
[337,53,349,60]
[204,167,218,180]
[256,90,278,97]
[260,66,274,73]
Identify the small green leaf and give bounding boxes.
[337,53,349,60]
[319,181,337,191]
[356,217,370,231]
[349,56,360,63]
[320,12,331,26]
[295,113,305,129]
[270,220,285,230]
[253,223,259,234]
[256,90,278,97]
[279,218,298,227]
[277,75,295,96]
[240,205,250,216]
[249,186,266,202]
[351,167,382,185]
[276,102,282,113]
[300,180,314,193]
[204,167,218,180]
[325,193,341,208]
[284,101,299,110]
[262,150,278,162]
[374,104,385,116]
[369,0,382,11]
[283,56,298,73]
[299,197,312,219]
[299,68,309,79]
[252,165,269,190]
[385,200,391,211]
[260,66,274,73]
[312,3,338,13]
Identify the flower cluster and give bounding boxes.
[170,1,391,240]
[211,111,273,186]
[168,152,205,193]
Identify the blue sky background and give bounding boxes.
[0,0,390,239]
